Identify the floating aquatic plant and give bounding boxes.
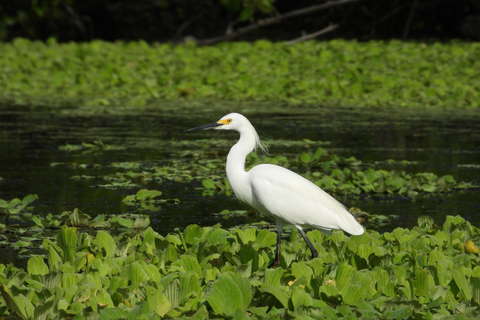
[0,215,479,319]
[59,143,477,197]
[200,148,477,196]
[0,194,38,217]
[122,189,179,212]
[59,139,125,154]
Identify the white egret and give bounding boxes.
[185,113,364,267]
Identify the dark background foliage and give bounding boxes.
[1,0,479,42]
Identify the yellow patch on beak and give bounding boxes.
[217,118,233,125]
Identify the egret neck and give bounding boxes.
[225,123,258,204]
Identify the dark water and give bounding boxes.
[1,103,480,267]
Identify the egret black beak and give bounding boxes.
[184,122,222,133]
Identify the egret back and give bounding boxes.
[246,164,364,236]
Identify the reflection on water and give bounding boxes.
[1,103,479,267]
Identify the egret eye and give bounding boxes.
[218,118,232,125]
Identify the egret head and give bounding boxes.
[184,113,248,132]
[215,113,250,131]
[184,113,268,153]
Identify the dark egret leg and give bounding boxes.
[297,226,318,259]
[268,221,284,268]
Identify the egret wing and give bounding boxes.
[248,164,364,235]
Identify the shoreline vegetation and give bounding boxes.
[1,38,479,109]
[1,215,480,319]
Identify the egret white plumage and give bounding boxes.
[185,113,364,268]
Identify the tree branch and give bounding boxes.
[174,13,204,43]
[195,0,367,46]
[63,4,90,41]
[285,24,339,45]
[403,0,419,39]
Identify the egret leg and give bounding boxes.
[268,222,284,268]
[297,227,318,259]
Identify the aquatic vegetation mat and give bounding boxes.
[59,140,477,197]
[58,139,126,154]
[0,199,151,262]
[1,39,480,108]
[1,215,480,319]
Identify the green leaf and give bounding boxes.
[233,273,252,311]
[179,254,203,276]
[163,277,181,309]
[27,256,49,276]
[206,227,229,245]
[136,189,162,201]
[291,286,313,312]
[146,285,171,316]
[414,268,430,297]
[34,298,57,320]
[313,147,328,160]
[471,276,480,303]
[69,208,91,227]
[32,215,44,228]
[180,272,201,304]
[417,215,435,229]
[336,262,355,295]
[97,288,114,307]
[0,284,35,320]
[183,224,202,244]
[343,284,365,305]
[385,306,410,319]
[100,308,129,320]
[92,231,116,258]
[22,194,39,206]
[202,179,216,189]
[254,229,276,247]
[109,216,133,228]
[129,261,149,289]
[291,261,313,282]
[258,284,289,309]
[205,274,245,315]
[301,153,311,163]
[133,216,150,229]
[453,269,472,301]
[67,301,85,315]
[264,267,284,287]
[56,226,78,264]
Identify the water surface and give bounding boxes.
[1,103,479,267]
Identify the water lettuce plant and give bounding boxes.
[0,194,38,217]
[1,39,479,108]
[122,189,179,212]
[31,208,150,231]
[0,194,38,229]
[1,215,480,319]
